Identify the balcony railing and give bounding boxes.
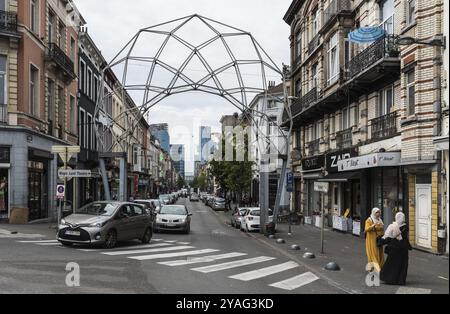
[336,128,353,150]
[371,112,398,140]
[47,43,76,79]
[0,104,7,123]
[308,33,321,54]
[307,139,320,156]
[0,10,18,33]
[323,0,352,27]
[348,35,398,78]
[301,87,318,110]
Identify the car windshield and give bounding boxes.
[250,210,261,216]
[215,198,225,202]
[159,195,170,200]
[239,209,248,215]
[159,206,187,215]
[75,202,117,216]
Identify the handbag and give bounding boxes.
[376,235,384,247]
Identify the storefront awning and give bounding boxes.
[318,171,360,182]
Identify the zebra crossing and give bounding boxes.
[17,238,320,292]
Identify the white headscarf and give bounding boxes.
[383,212,406,240]
[370,207,384,226]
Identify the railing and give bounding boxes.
[0,104,7,123]
[301,87,318,110]
[336,128,353,149]
[371,112,398,140]
[348,35,398,78]
[0,10,18,33]
[308,33,321,54]
[47,43,76,79]
[323,0,352,27]
[307,139,320,156]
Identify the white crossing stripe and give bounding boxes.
[78,243,173,252]
[158,252,248,266]
[177,242,190,245]
[191,256,276,273]
[129,249,220,261]
[229,261,299,281]
[269,272,319,291]
[396,287,431,294]
[102,245,195,256]
[163,240,177,243]
[18,240,58,243]
[151,239,164,241]
[36,242,62,246]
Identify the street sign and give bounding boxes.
[52,146,80,163]
[56,185,65,199]
[286,172,294,192]
[314,182,329,193]
[58,169,92,178]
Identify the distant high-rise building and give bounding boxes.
[170,144,185,179]
[200,126,212,164]
[150,124,170,153]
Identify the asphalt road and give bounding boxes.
[0,198,346,294]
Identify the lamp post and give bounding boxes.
[286,95,299,236]
[396,35,446,48]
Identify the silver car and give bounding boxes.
[57,201,153,249]
[159,194,172,205]
[231,207,248,229]
[212,197,226,211]
[154,205,192,234]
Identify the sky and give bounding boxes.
[75,0,291,174]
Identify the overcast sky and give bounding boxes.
[75,0,291,174]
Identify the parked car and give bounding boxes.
[211,197,226,211]
[241,208,274,232]
[206,195,215,207]
[133,199,161,219]
[189,193,200,202]
[153,205,192,234]
[231,207,249,229]
[57,201,153,249]
[159,194,172,205]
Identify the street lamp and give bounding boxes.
[396,35,446,48]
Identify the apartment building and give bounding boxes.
[284,0,447,253]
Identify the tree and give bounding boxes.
[176,176,186,189]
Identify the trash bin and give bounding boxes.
[265,222,276,236]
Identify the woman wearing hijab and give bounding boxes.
[380,212,412,285]
[365,208,385,272]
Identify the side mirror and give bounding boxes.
[188,213,193,216]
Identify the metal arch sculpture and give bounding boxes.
[95,14,292,154]
[94,14,294,230]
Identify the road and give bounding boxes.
[0,198,346,294]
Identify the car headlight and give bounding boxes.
[60,219,67,225]
[89,222,106,228]
[180,218,186,223]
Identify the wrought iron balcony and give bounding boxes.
[301,87,318,110]
[308,33,321,54]
[348,35,399,79]
[371,111,398,140]
[47,43,76,80]
[336,128,353,150]
[307,139,320,156]
[323,0,352,27]
[0,104,7,123]
[0,10,18,33]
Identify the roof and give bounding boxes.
[283,0,305,25]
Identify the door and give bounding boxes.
[114,205,133,240]
[416,184,432,249]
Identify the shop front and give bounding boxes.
[300,154,325,226]
[0,146,10,220]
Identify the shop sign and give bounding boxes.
[286,172,294,192]
[314,182,329,193]
[302,155,325,171]
[326,148,358,173]
[337,152,401,172]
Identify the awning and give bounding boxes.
[318,171,360,182]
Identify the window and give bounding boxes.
[344,38,352,69]
[311,63,318,89]
[406,0,415,25]
[330,115,335,134]
[94,76,99,102]
[48,12,55,43]
[79,109,85,148]
[327,32,339,85]
[57,86,65,130]
[87,114,92,150]
[31,0,39,34]
[353,104,359,126]
[295,79,302,97]
[311,9,318,37]
[0,55,6,116]
[380,0,394,34]
[47,79,55,123]
[406,70,415,116]
[57,22,65,48]
[87,69,92,98]
[69,95,76,134]
[295,129,301,148]
[80,60,85,92]
[70,37,76,62]
[267,116,276,136]
[379,85,394,116]
[295,32,302,59]
[30,65,39,117]
[341,107,350,130]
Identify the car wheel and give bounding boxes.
[104,229,117,249]
[61,241,73,247]
[141,227,152,244]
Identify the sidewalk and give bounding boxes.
[216,210,449,294]
[0,223,57,239]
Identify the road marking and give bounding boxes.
[396,287,431,294]
[36,242,62,246]
[229,261,299,281]
[177,242,190,245]
[438,276,448,281]
[163,240,177,243]
[102,245,195,256]
[152,239,165,241]
[269,272,319,291]
[158,252,248,266]
[18,240,58,243]
[78,243,173,252]
[129,249,220,261]
[191,256,276,273]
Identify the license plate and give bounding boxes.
[166,223,176,227]
[65,230,80,236]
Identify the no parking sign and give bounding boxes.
[56,185,65,200]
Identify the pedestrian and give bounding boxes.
[0,178,6,213]
[364,207,385,272]
[379,212,412,285]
